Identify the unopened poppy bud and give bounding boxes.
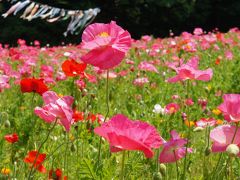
[153,172,162,180]
[89,145,98,153]
[50,136,58,141]
[82,89,88,97]
[4,120,11,128]
[193,127,204,132]
[205,147,211,156]
[159,163,166,176]
[71,144,77,152]
[226,144,239,156]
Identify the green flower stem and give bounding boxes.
[64,133,69,177]
[174,150,179,180]
[231,122,239,143]
[225,122,239,179]
[97,70,110,165]
[211,153,223,179]
[120,151,126,180]
[182,80,191,179]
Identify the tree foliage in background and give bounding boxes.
[0,0,239,45]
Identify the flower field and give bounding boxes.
[0,22,240,179]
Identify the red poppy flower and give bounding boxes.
[62,59,87,77]
[4,133,18,143]
[86,113,104,124]
[73,110,84,122]
[215,57,221,65]
[87,113,97,123]
[24,150,46,173]
[20,78,48,95]
[49,168,62,180]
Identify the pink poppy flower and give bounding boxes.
[185,98,194,106]
[34,91,74,132]
[17,39,26,46]
[168,57,213,83]
[218,94,240,123]
[210,125,240,155]
[0,75,10,92]
[200,40,211,50]
[172,95,180,100]
[203,34,217,44]
[193,28,203,35]
[133,77,149,87]
[213,44,220,51]
[40,65,54,77]
[75,79,86,90]
[125,59,135,65]
[165,103,180,114]
[94,114,164,158]
[118,70,129,77]
[141,35,152,42]
[138,61,159,73]
[182,41,197,52]
[198,98,208,110]
[0,61,12,75]
[101,71,118,79]
[195,118,217,128]
[56,72,67,81]
[34,40,40,47]
[159,130,193,163]
[81,21,131,69]
[225,51,233,60]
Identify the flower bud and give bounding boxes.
[193,127,204,132]
[205,147,211,156]
[159,163,166,176]
[70,144,77,152]
[4,120,11,128]
[153,172,162,180]
[226,144,239,156]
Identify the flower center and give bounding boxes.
[169,107,175,113]
[98,32,109,38]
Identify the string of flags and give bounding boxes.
[0,0,101,36]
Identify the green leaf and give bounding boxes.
[79,158,97,179]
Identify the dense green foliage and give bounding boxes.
[0,0,239,45]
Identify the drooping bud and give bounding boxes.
[205,147,211,156]
[159,163,166,176]
[193,127,204,132]
[153,172,162,180]
[70,144,77,152]
[4,120,11,128]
